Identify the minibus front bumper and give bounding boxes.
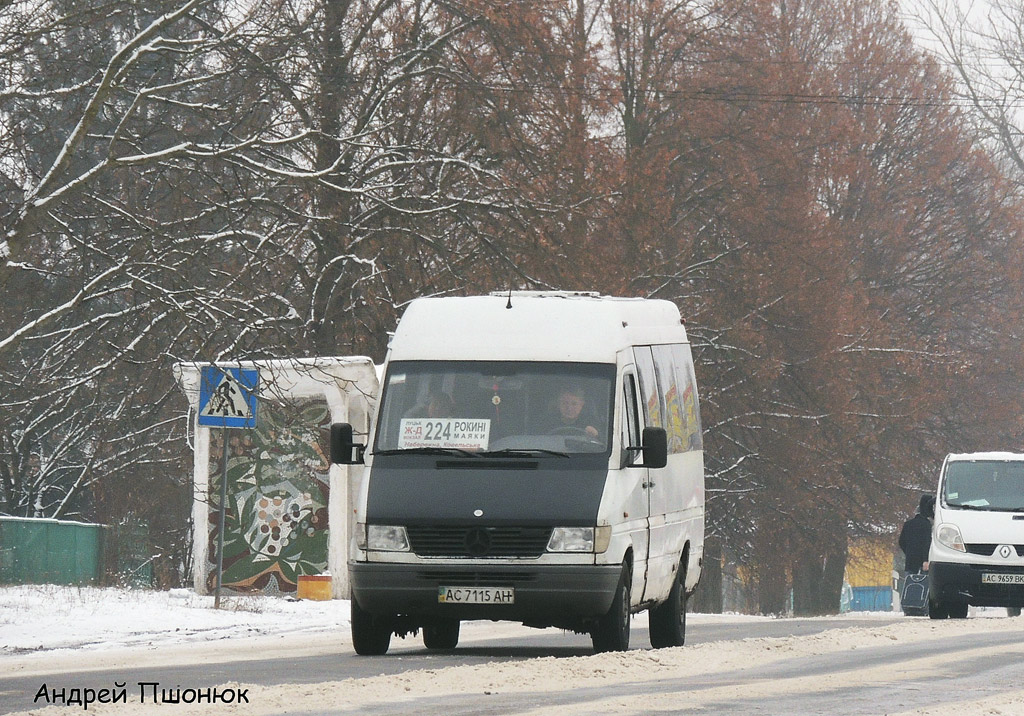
[930,561,1024,608]
[349,561,623,624]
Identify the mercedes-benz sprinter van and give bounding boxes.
[331,291,705,654]
[928,452,1024,618]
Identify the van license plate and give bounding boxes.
[981,573,1024,585]
[438,586,514,604]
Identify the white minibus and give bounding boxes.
[928,452,1024,618]
[331,291,705,653]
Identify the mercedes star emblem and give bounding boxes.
[465,528,491,557]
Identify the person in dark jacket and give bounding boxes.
[544,385,599,438]
[899,494,935,573]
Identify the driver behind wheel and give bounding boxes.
[545,384,599,438]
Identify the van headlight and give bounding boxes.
[366,524,410,552]
[936,523,966,553]
[547,526,611,553]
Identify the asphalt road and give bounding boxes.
[336,625,1024,716]
[0,616,904,714]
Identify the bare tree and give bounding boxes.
[909,0,1024,188]
[0,0,533,566]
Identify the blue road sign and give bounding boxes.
[198,366,259,428]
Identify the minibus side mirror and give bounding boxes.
[330,423,365,465]
[642,427,668,469]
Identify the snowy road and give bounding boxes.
[1,614,904,713]
[2,587,1023,715]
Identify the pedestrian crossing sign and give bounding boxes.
[198,366,259,428]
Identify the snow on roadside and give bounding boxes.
[6,595,1022,716]
[0,583,1001,659]
[4,586,1024,715]
[0,584,906,658]
[0,582,956,659]
[0,585,351,655]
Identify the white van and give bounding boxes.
[928,452,1024,618]
[331,291,705,654]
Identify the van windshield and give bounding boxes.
[373,361,615,455]
[943,460,1024,511]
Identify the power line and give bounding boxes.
[458,80,1019,109]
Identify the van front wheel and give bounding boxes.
[948,601,969,619]
[649,562,687,648]
[592,564,631,652]
[351,598,392,656]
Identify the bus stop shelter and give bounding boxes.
[174,357,378,598]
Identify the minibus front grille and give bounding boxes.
[406,526,552,558]
[966,544,998,556]
[416,570,537,585]
[965,544,1024,557]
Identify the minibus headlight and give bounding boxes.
[547,527,593,552]
[366,524,410,552]
[936,523,966,553]
[547,526,611,553]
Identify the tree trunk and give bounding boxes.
[312,0,354,356]
[792,543,848,616]
[756,553,790,615]
[690,536,723,613]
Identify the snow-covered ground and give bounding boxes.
[0,584,352,655]
[0,583,890,658]
[2,585,1023,715]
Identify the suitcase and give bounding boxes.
[901,572,929,616]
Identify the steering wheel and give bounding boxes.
[549,426,602,445]
[549,425,592,437]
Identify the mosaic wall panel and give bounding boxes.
[206,399,330,593]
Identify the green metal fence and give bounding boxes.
[104,521,153,587]
[0,517,106,585]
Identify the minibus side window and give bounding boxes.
[671,343,703,451]
[634,346,663,430]
[622,372,642,467]
[652,345,686,454]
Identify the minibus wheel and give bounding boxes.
[351,598,392,655]
[591,562,631,653]
[423,619,460,650]
[649,559,686,648]
[948,601,968,619]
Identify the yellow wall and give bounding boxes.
[845,538,896,587]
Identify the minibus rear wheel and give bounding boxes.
[351,598,392,655]
[649,558,687,648]
[423,619,460,650]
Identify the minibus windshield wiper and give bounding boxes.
[479,448,570,459]
[374,447,480,458]
[947,502,990,510]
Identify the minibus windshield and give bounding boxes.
[373,361,615,455]
[943,460,1024,511]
